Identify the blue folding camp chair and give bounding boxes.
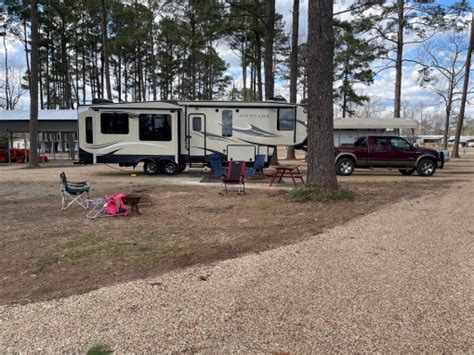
[210,154,226,178]
[246,154,265,177]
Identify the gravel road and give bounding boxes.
[1,173,473,352]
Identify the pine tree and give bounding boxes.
[307,0,338,193]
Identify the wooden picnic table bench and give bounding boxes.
[269,164,305,187]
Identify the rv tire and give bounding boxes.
[161,161,178,175]
[144,161,159,175]
[178,162,187,173]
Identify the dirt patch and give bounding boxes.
[0,172,451,305]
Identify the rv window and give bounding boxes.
[100,113,129,134]
[85,116,93,144]
[139,114,172,141]
[222,110,233,137]
[278,108,295,131]
[192,116,202,131]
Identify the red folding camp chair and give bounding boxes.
[221,160,246,194]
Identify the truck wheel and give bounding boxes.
[417,159,436,176]
[161,161,178,175]
[144,161,159,175]
[399,168,416,176]
[336,158,355,176]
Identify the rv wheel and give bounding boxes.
[178,162,187,173]
[144,161,159,175]
[161,161,178,175]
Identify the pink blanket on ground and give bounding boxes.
[104,193,128,217]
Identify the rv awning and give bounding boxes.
[334,118,417,130]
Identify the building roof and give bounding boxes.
[334,118,417,130]
[417,135,474,142]
[0,110,78,121]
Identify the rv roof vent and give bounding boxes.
[92,98,113,105]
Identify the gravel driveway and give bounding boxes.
[1,174,473,352]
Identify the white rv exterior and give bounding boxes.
[78,100,307,174]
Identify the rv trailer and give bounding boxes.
[78,100,307,175]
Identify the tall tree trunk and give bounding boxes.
[287,0,299,160]
[39,51,44,109]
[61,17,72,109]
[452,10,473,158]
[46,30,50,108]
[444,102,451,150]
[255,33,263,101]
[95,49,101,98]
[264,0,275,99]
[124,64,128,102]
[101,0,112,100]
[74,36,80,107]
[394,0,404,118]
[191,8,197,100]
[342,70,349,118]
[307,0,338,193]
[29,0,39,168]
[2,33,10,110]
[81,11,86,104]
[242,40,247,99]
[118,53,122,102]
[250,60,255,100]
[23,17,31,88]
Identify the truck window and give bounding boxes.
[278,108,295,131]
[222,110,233,137]
[85,117,93,144]
[391,137,411,150]
[354,137,367,147]
[373,137,388,150]
[100,113,129,134]
[139,114,172,141]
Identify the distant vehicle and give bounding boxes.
[335,135,444,176]
[0,148,49,163]
[77,100,307,175]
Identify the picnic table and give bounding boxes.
[269,164,305,187]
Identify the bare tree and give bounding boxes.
[286,0,299,160]
[353,96,385,118]
[1,57,27,109]
[418,32,469,150]
[29,0,39,167]
[452,10,473,158]
[1,23,10,110]
[307,0,338,193]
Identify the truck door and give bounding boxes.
[389,137,417,167]
[187,114,206,161]
[368,136,391,166]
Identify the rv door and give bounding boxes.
[187,114,206,160]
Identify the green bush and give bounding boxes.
[288,186,353,202]
[87,344,113,355]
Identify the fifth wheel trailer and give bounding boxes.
[78,100,308,175]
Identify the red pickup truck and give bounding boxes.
[335,136,444,176]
